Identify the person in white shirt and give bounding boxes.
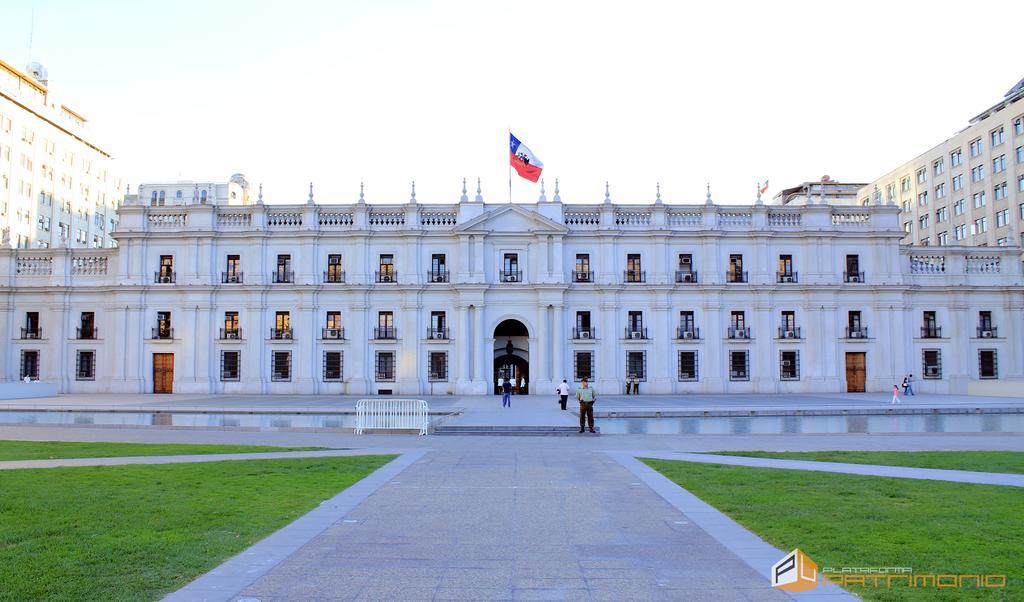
[556,379,570,410]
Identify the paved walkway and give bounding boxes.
[0,448,410,471]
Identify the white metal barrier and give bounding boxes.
[354,398,429,435]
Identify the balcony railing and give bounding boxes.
[977,326,997,338]
[843,271,865,283]
[270,327,294,340]
[776,271,798,284]
[845,326,869,339]
[427,327,449,340]
[20,327,42,339]
[221,271,243,284]
[375,270,397,283]
[76,327,98,340]
[324,270,346,283]
[624,270,646,283]
[726,270,748,283]
[675,270,699,283]
[624,327,648,340]
[676,327,700,340]
[777,326,801,339]
[500,270,521,283]
[573,270,594,283]
[572,327,595,339]
[374,326,396,339]
[151,327,173,340]
[322,327,345,340]
[427,270,449,283]
[727,326,751,339]
[920,325,942,338]
[154,270,176,284]
[272,271,294,284]
[219,328,242,340]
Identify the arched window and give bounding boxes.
[158,190,165,206]
[175,189,182,199]
[150,190,157,205]
[200,190,207,203]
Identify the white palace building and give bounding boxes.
[2,178,1023,397]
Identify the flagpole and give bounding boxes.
[508,128,512,204]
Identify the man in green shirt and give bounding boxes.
[576,378,596,433]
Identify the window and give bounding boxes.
[900,177,911,192]
[991,127,1005,146]
[430,254,447,282]
[934,183,945,199]
[678,253,693,272]
[679,311,695,337]
[20,350,40,380]
[919,215,929,229]
[922,350,941,379]
[325,311,342,331]
[430,311,447,338]
[935,206,948,223]
[376,311,394,339]
[1019,176,1024,193]
[951,174,963,191]
[978,350,997,379]
[223,312,239,339]
[993,154,1006,173]
[157,255,174,282]
[158,190,165,205]
[916,168,927,184]
[1017,146,1024,163]
[780,350,799,380]
[200,189,207,203]
[324,351,343,381]
[155,311,172,339]
[76,350,96,380]
[428,351,447,381]
[994,182,1008,200]
[627,311,644,337]
[969,138,983,157]
[933,158,944,175]
[919,237,930,246]
[996,209,1009,227]
[972,191,986,208]
[225,254,241,282]
[221,351,240,381]
[917,191,927,206]
[997,237,1009,246]
[272,351,291,381]
[574,351,594,382]
[903,221,912,234]
[972,217,987,235]
[1015,117,1023,136]
[954,224,967,240]
[326,253,343,282]
[847,311,863,337]
[970,165,985,182]
[778,254,793,277]
[575,254,591,281]
[274,311,291,335]
[575,311,592,338]
[729,351,749,381]
[678,351,698,381]
[901,200,911,213]
[953,198,965,215]
[937,231,948,245]
[79,312,95,339]
[626,351,646,381]
[728,254,745,282]
[375,351,395,382]
[625,253,643,282]
[275,254,292,283]
[502,253,519,282]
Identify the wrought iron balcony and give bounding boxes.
[221,271,243,284]
[977,326,997,338]
[777,327,801,339]
[375,270,397,284]
[322,327,345,340]
[776,271,798,284]
[573,270,594,283]
[726,270,748,283]
[76,327,98,340]
[20,327,41,339]
[727,326,751,339]
[920,326,942,338]
[676,327,700,340]
[624,327,649,340]
[427,270,449,283]
[270,327,294,340]
[675,270,699,284]
[499,270,521,283]
[845,326,869,339]
[219,328,242,340]
[623,270,646,283]
[843,271,865,283]
[374,326,397,340]
[271,271,294,284]
[572,327,595,339]
[324,270,346,283]
[154,270,176,284]
[427,327,449,340]
[151,327,173,340]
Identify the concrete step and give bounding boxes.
[433,425,600,436]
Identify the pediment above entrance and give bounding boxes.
[454,205,568,235]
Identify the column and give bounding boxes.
[553,304,565,383]
[473,304,488,393]
[455,304,471,392]
[652,300,672,392]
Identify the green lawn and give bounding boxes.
[0,440,327,461]
[707,450,1024,474]
[0,455,394,601]
[644,459,1023,601]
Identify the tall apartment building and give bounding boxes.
[0,58,123,249]
[861,76,1024,249]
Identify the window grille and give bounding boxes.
[573,351,594,382]
[626,351,647,381]
[677,351,698,381]
[323,351,343,381]
[922,350,941,379]
[428,351,448,382]
[729,350,750,381]
[376,351,396,382]
[20,350,40,380]
[978,350,998,379]
[220,351,240,381]
[780,350,799,380]
[271,351,291,381]
[76,350,96,380]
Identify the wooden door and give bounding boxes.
[845,352,865,393]
[153,353,174,394]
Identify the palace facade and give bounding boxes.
[2,189,1022,396]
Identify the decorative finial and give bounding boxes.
[655,182,662,205]
[359,181,365,203]
[308,182,314,204]
[475,177,483,203]
[553,178,561,202]
[410,180,417,203]
[705,182,713,206]
[756,181,763,205]
[258,183,264,204]
[538,178,547,202]
[460,178,468,203]
[604,181,611,203]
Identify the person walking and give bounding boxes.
[576,378,596,433]
[502,378,512,407]
[631,374,639,395]
[556,379,570,410]
[891,384,900,404]
[519,376,526,395]
[904,374,915,396]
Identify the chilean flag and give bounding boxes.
[510,133,543,183]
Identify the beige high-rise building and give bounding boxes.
[0,58,123,249]
[861,76,1024,249]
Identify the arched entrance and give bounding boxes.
[493,319,529,394]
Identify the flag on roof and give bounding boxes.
[759,180,770,194]
[509,133,543,183]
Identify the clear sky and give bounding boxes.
[2,0,1021,205]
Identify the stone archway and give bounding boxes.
[493,319,529,394]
